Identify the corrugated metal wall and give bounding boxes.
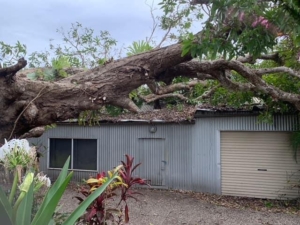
[30,114,298,195]
[30,123,194,190]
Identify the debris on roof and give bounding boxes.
[98,105,197,123]
[62,104,265,125]
[196,104,263,112]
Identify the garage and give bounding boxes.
[221,131,300,199]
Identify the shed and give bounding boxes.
[30,107,300,199]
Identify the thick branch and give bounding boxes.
[237,53,283,65]
[19,127,45,139]
[211,70,256,92]
[200,60,300,105]
[162,59,300,109]
[0,58,27,77]
[254,67,300,78]
[157,60,214,84]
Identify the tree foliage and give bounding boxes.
[158,0,300,113]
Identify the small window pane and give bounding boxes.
[49,139,71,168]
[73,139,97,170]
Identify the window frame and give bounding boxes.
[47,138,98,172]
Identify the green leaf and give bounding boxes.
[62,173,118,225]
[31,157,72,225]
[31,172,73,225]
[48,219,56,225]
[15,183,34,225]
[181,45,191,56]
[295,36,300,47]
[0,187,13,225]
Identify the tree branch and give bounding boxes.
[140,93,188,103]
[0,58,27,82]
[237,53,283,65]
[157,60,214,84]
[19,127,45,139]
[190,0,211,5]
[8,86,46,140]
[254,67,300,78]
[207,60,300,105]
[145,0,158,44]
[147,80,204,95]
[194,84,220,101]
[142,80,206,103]
[162,59,300,109]
[111,98,140,113]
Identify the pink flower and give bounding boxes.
[252,16,270,29]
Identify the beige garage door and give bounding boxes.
[221,132,300,199]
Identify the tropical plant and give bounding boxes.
[75,171,125,224]
[0,148,122,225]
[0,139,40,204]
[127,40,153,56]
[75,154,148,224]
[0,156,71,225]
[119,155,149,223]
[0,139,37,173]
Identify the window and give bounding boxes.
[49,138,97,171]
[49,139,71,168]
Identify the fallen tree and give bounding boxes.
[1,0,300,142]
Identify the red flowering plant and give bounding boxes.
[118,154,149,223]
[75,155,149,224]
[74,170,125,224]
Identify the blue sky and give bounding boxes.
[1,0,166,56]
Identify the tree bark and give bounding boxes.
[1,40,300,143]
[0,43,191,142]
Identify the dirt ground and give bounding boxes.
[59,187,300,225]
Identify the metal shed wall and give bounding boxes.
[30,123,194,190]
[30,114,298,195]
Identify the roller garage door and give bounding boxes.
[221,132,300,199]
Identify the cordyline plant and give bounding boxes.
[75,154,149,224]
[118,155,149,223]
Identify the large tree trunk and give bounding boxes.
[0,43,191,142]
